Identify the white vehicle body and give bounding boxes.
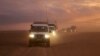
[29,23,50,39]
[29,22,50,47]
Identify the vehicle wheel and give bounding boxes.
[47,42,50,47]
[45,40,50,47]
[28,39,33,47]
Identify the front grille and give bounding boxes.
[35,34,44,39]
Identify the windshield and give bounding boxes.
[49,27,56,32]
[49,27,55,30]
[31,26,48,32]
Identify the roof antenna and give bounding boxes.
[46,5,49,24]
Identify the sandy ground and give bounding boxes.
[0,31,100,56]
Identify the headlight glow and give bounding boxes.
[29,33,35,38]
[45,34,50,39]
[52,31,56,36]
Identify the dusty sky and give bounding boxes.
[0,0,100,31]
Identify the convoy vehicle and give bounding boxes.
[29,22,50,47]
[48,24,57,36]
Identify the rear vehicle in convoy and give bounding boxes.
[29,22,50,47]
[48,24,57,36]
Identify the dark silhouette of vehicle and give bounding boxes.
[67,25,77,32]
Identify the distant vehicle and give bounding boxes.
[67,25,77,32]
[70,25,76,32]
[29,22,50,47]
[60,25,77,33]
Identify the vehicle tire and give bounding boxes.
[47,42,50,47]
[45,40,50,47]
[28,39,32,47]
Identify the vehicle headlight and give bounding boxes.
[45,34,50,39]
[52,31,56,36]
[29,33,35,38]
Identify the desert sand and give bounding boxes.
[0,31,100,56]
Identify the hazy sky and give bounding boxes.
[0,0,100,31]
